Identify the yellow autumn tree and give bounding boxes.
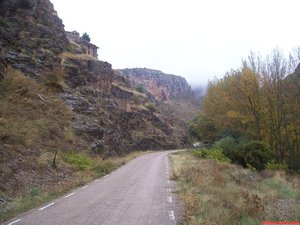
[192,48,300,169]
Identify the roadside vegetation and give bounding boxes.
[171,151,300,225]
[189,48,300,173]
[182,48,300,224]
[0,151,146,222]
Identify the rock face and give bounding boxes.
[60,70,189,157]
[63,58,112,90]
[119,68,195,102]
[0,0,196,211]
[0,0,68,76]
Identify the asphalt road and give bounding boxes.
[4,151,182,225]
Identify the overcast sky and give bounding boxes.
[50,0,300,86]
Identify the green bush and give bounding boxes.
[61,151,92,170]
[65,43,76,53]
[215,136,240,161]
[242,141,275,171]
[92,160,118,176]
[191,147,231,163]
[266,160,288,171]
[135,84,145,93]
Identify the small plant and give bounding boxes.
[135,84,145,93]
[92,160,118,176]
[191,147,231,163]
[261,178,299,198]
[30,186,40,196]
[0,16,9,27]
[60,151,92,170]
[145,103,157,112]
[65,43,76,53]
[266,160,288,171]
[241,190,264,216]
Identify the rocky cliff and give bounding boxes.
[119,68,195,102]
[0,0,195,212]
[118,68,200,124]
[0,0,67,77]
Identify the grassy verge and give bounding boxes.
[170,151,300,225]
[0,151,147,223]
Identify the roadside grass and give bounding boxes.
[1,191,62,223]
[0,151,148,223]
[170,152,300,225]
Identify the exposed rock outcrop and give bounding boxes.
[62,58,112,90]
[119,68,195,102]
[0,0,68,77]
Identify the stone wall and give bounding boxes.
[81,41,98,59]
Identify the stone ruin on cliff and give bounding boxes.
[66,31,99,59]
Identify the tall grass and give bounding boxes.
[170,152,300,225]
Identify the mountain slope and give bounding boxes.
[0,0,196,216]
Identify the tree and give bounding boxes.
[190,48,300,169]
[81,32,91,42]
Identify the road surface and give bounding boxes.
[4,151,182,225]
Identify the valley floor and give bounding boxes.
[170,152,300,225]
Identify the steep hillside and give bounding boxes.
[0,0,195,216]
[0,0,67,77]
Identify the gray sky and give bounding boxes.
[50,0,300,86]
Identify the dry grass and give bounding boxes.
[112,82,147,98]
[59,52,97,63]
[0,67,72,149]
[170,152,300,225]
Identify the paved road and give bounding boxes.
[4,151,182,225]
